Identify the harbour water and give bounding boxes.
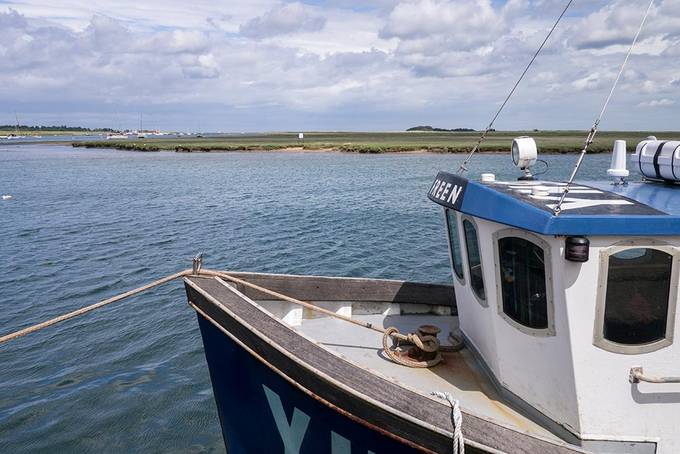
[0,144,612,453]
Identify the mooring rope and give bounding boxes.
[553,0,655,215]
[431,391,464,454]
[382,326,443,368]
[0,270,192,345]
[0,264,454,369]
[457,0,574,174]
[206,270,446,368]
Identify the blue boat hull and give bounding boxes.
[186,274,584,454]
[197,315,422,453]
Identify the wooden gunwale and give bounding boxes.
[216,271,456,309]
[185,274,591,454]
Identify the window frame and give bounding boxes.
[492,229,556,337]
[593,239,680,354]
[443,208,465,285]
[461,215,487,307]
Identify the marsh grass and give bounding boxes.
[71,131,668,153]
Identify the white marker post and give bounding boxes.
[298,132,304,145]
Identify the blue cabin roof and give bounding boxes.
[428,172,680,236]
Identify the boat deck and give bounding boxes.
[186,272,588,453]
[297,314,560,441]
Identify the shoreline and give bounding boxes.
[20,130,662,154]
[70,142,608,154]
[67,130,667,154]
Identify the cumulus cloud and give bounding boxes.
[239,2,326,38]
[567,0,680,51]
[380,0,503,46]
[638,98,675,108]
[0,0,678,131]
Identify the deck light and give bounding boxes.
[565,236,589,262]
[511,137,538,180]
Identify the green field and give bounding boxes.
[71,130,669,154]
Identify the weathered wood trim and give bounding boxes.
[218,271,456,309]
[186,275,591,454]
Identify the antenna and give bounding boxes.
[457,0,574,174]
[554,0,655,215]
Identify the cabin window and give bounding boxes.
[595,244,679,354]
[463,218,486,302]
[444,209,464,281]
[498,237,548,329]
[493,230,554,335]
[604,249,672,345]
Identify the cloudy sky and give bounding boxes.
[0,0,678,131]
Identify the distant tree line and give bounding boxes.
[407,125,476,132]
[0,125,115,131]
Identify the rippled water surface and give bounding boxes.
[0,145,612,452]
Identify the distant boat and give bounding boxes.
[9,112,26,139]
[106,133,128,140]
[2,195,12,200]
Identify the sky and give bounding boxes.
[0,0,678,132]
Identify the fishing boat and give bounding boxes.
[1,1,674,453]
[184,130,680,454]
[183,2,680,453]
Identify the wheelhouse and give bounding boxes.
[429,171,680,453]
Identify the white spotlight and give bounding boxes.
[511,136,538,180]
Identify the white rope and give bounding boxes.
[457,0,573,174]
[431,391,464,454]
[554,0,655,215]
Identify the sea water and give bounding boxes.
[0,144,612,452]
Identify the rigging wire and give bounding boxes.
[457,0,574,174]
[553,0,655,215]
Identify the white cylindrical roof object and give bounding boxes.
[532,186,550,197]
[511,137,538,170]
[632,139,680,182]
[607,140,629,178]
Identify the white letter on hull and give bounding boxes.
[430,180,441,197]
[447,185,463,205]
[331,432,375,454]
[331,432,351,453]
[440,183,452,201]
[263,385,311,454]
